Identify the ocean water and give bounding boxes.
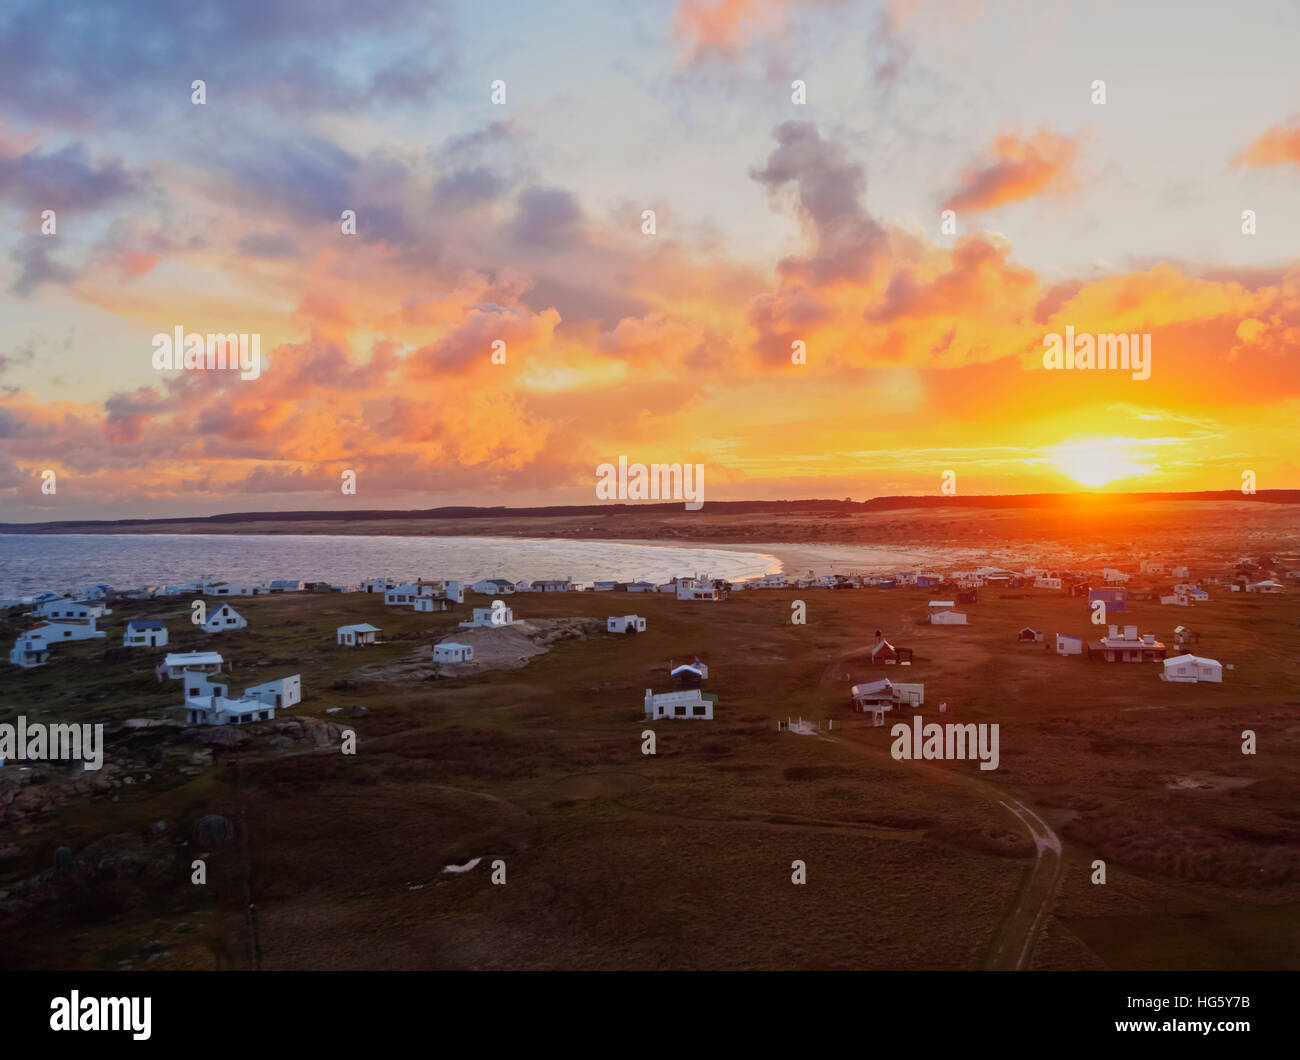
[0,534,781,599]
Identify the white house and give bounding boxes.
[8,634,51,668]
[424,580,465,603]
[413,596,452,613]
[180,673,276,726]
[851,678,895,714]
[1160,591,1192,606]
[263,579,303,593]
[644,688,716,720]
[1188,588,1210,602]
[607,615,647,634]
[1246,580,1284,594]
[1055,634,1083,656]
[534,579,573,593]
[927,600,956,611]
[80,584,114,601]
[670,657,709,682]
[156,651,224,679]
[460,603,521,628]
[1139,559,1165,574]
[1102,568,1130,583]
[592,581,619,592]
[930,610,967,625]
[755,573,788,589]
[471,578,515,595]
[360,577,394,594]
[123,620,168,648]
[1092,624,1166,663]
[1162,654,1223,683]
[433,642,474,663]
[677,580,720,601]
[205,581,261,596]
[385,584,424,606]
[202,604,247,633]
[243,675,301,710]
[1171,565,1190,579]
[626,581,657,593]
[31,599,108,621]
[19,618,106,648]
[892,681,925,707]
[1034,576,1063,590]
[337,623,381,646]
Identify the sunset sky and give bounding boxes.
[2,0,1299,520]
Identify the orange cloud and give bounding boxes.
[943,130,1078,213]
[1234,120,1300,167]
[672,0,787,63]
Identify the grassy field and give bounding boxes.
[2,578,1298,969]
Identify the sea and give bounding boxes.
[0,534,782,600]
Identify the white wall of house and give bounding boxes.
[9,635,50,667]
[644,688,714,720]
[460,604,518,627]
[202,604,247,633]
[243,675,301,709]
[33,600,106,620]
[123,623,168,647]
[1163,655,1222,683]
[433,642,474,663]
[337,624,380,646]
[607,615,646,633]
[930,610,967,625]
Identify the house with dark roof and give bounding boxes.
[123,620,168,648]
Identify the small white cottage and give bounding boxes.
[930,610,967,625]
[433,642,474,663]
[1162,654,1223,683]
[460,603,519,628]
[123,620,168,648]
[8,634,50,668]
[607,615,646,634]
[1055,634,1083,656]
[337,623,381,646]
[644,688,716,720]
[156,651,224,679]
[471,578,515,595]
[202,603,247,633]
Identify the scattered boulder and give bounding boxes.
[195,727,250,750]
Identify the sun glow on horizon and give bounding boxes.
[1044,437,1157,489]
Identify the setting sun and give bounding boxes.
[1045,438,1156,489]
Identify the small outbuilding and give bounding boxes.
[337,623,381,646]
[1055,634,1083,656]
[1162,654,1223,683]
[930,610,967,625]
[607,615,646,634]
[124,620,168,648]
